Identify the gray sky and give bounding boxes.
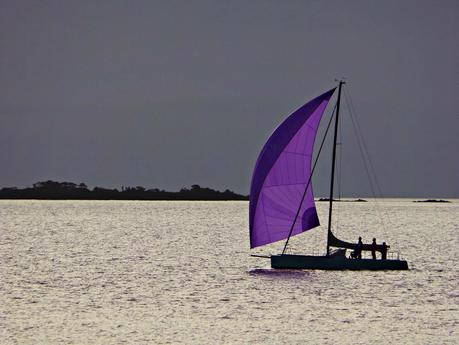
[0,0,458,197]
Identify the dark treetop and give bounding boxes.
[0,181,248,201]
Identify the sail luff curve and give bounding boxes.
[249,88,336,248]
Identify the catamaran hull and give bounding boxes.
[271,254,408,270]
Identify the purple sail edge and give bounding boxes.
[249,88,336,249]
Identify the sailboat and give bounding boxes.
[249,81,408,270]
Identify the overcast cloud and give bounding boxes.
[0,0,457,197]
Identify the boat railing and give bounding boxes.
[389,251,403,260]
[284,247,326,257]
[283,247,403,260]
[360,250,403,260]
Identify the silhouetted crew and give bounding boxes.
[350,236,363,259]
[371,238,377,259]
[356,237,363,259]
[381,242,389,260]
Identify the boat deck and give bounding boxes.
[271,254,408,270]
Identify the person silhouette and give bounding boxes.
[381,242,389,260]
[350,237,363,259]
[371,238,377,259]
[356,237,363,259]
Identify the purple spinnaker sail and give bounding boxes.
[249,88,336,248]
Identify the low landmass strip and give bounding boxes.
[413,199,450,203]
[318,198,367,202]
[0,181,248,201]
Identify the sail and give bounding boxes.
[249,88,336,248]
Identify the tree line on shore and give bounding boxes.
[0,180,248,201]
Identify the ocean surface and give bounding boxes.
[1,199,458,344]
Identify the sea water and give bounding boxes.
[1,199,457,344]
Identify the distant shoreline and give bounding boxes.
[317,198,368,202]
[0,181,454,202]
[413,199,451,203]
[0,180,248,201]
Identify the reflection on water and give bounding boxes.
[248,268,311,279]
[1,200,458,344]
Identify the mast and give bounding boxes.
[326,80,344,256]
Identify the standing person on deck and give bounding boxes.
[371,238,377,259]
[381,242,389,260]
[355,237,363,259]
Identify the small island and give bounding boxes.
[413,199,451,203]
[317,198,367,202]
[0,180,248,201]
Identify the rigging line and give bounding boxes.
[343,89,381,231]
[335,95,344,235]
[344,88,396,245]
[343,90,378,199]
[343,91,379,197]
[338,102,343,201]
[343,98,394,252]
[281,101,338,255]
[338,140,342,201]
[344,89,384,201]
[350,94,382,197]
[344,88,384,198]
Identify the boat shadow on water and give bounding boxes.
[247,268,312,279]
